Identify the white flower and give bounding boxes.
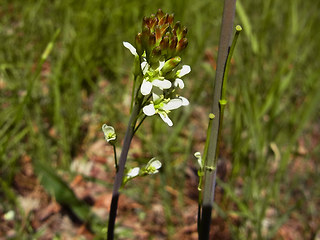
[145,158,162,174]
[174,78,185,89]
[179,96,189,106]
[140,61,172,96]
[102,124,117,144]
[177,65,191,78]
[123,42,137,56]
[143,95,184,126]
[127,167,140,178]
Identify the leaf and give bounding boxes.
[33,160,90,221]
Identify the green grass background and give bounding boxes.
[1,0,319,239]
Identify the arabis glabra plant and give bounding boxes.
[104,9,190,239]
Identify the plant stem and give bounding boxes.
[107,101,141,240]
[199,0,236,239]
[198,113,215,234]
[113,145,118,172]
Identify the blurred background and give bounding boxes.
[1,0,319,239]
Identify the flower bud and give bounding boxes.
[160,36,169,50]
[141,27,150,52]
[148,33,156,48]
[167,14,174,25]
[159,13,168,25]
[169,36,178,50]
[174,21,181,33]
[149,46,162,66]
[156,9,165,19]
[135,33,143,56]
[102,124,117,145]
[133,55,142,76]
[176,38,188,52]
[161,56,181,74]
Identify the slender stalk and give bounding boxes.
[112,145,118,172]
[130,76,137,113]
[198,113,215,234]
[107,101,141,240]
[199,1,236,239]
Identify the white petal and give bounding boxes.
[141,61,149,74]
[162,99,183,111]
[127,167,140,177]
[179,96,189,106]
[158,61,165,70]
[178,65,191,77]
[152,79,172,90]
[159,113,173,126]
[152,91,161,101]
[174,78,185,89]
[123,42,137,56]
[141,80,152,95]
[150,160,162,169]
[143,104,156,116]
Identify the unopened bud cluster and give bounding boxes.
[135,9,188,65]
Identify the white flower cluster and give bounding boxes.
[123,42,191,126]
[126,158,162,182]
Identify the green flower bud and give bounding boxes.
[102,124,117,145]
[161,56,181,74]
[149,46,162,66]
[134,55,142,76]
[135,33,143,56]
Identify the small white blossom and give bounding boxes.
[4,210,15,221]
[174,78,185,89]
[140,61,172,96]
[102,124,117,144]
[127,167,140,178]
[142,94,184,126]
[179,96,190,106]
[145,158,162,174]
[177,65,191,78]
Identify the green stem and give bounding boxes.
[199,0,237,239]
[134,115,147,134]
[130,76,137,113]
[113,145,118,172]
[198,113,215,234]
